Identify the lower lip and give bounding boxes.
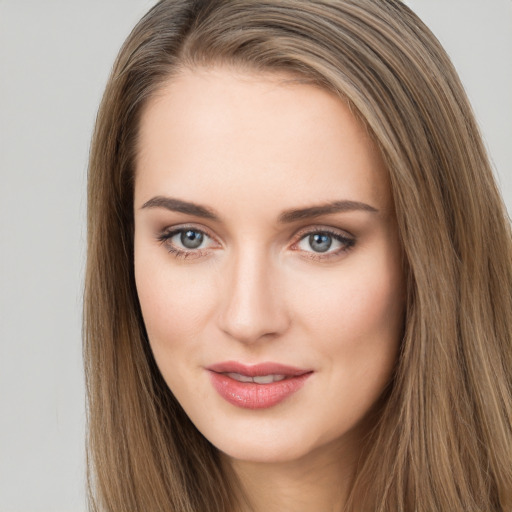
[208,371,312,409]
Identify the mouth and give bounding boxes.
[206,361,313,409]
[222,372,288,384]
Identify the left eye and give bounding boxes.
[296,231,353,254]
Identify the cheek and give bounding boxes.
[290,249,404,387]
[295,261,402,340]
[135,259,220,406]
[134,243,218,364]
[289,262,403,440]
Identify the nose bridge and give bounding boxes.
[218,242,288,343]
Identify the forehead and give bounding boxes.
[135,67,391,215]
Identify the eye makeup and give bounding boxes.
[291,227,355,261]
[156,224,356,262]
[156,225,217,260]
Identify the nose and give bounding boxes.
[217,247,290,344]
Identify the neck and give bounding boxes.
[223,436,361,512]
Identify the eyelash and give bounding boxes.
[291,227,355,261]
[156,225,356,261]
[156,226,216,260]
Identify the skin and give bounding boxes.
[134,67,405,511]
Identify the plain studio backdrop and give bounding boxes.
[0,1,510,511]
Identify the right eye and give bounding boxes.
[175,229,206,249]
[157,227,217,258]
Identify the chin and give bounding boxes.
[202,418,337,465]
[218,437,314,464]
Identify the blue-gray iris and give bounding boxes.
[309,233,332,253]
[181,230,204,249]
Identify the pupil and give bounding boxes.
[309,233,332,253]
[181,230,203,249]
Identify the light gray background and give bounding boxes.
[0,1,510,511]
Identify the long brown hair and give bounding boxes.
[84,1,512,510]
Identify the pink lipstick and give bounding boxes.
[206,361,313,409]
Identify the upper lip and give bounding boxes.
[206,361,312,377]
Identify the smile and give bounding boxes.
[206,361,313,409]
[224,372,287,383]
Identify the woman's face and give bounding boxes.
[134,67,404,463]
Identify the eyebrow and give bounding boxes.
[141,196,219,219]
[278,200,378,223]
[140,196,378,222]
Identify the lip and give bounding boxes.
[206,361,313,409]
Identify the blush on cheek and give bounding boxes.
[294,268,403,381]
[136,262,219,354]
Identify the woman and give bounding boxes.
[84,1,512,510]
